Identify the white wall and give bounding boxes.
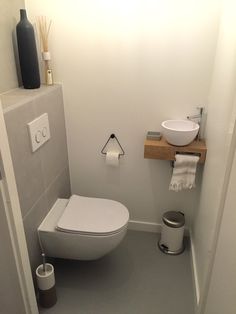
[203,130,236,314]
[192,0,236,305]
[25,0,221,227]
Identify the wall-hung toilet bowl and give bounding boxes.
[38,195,129,260]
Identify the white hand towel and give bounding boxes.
[169,154,199,192]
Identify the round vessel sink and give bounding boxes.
[161,119,199,146]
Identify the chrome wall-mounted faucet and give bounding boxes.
[187,106,204,140]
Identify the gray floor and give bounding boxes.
[39,230,195,314]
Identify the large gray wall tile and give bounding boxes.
[34,87,69,188]
[4,101,45,217]
[23,166,71,278]
[45,166,71,212]
[23,194,48,274]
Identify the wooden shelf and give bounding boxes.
[144,138,207,163]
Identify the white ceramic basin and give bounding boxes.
[161,119,199,146]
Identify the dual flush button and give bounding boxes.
[28,113,51,152]
[35,127,48,143]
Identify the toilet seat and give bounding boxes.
[56,195,129,236]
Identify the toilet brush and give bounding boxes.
[42,253,46,273]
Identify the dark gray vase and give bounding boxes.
[16,9,40,89]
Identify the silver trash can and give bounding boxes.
[158,211,185,255]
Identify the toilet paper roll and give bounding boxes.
[106,151,120,167]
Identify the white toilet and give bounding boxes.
[38,195,129,260]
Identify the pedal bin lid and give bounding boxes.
[162,211,185,228]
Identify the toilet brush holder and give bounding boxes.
[36,263,57,308]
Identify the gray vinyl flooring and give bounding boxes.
[39,230,195,314]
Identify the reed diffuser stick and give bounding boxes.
[38,16,52,52]
[37,16,53,85]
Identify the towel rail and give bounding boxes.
[175,151,201,157]
[170,152,201,167]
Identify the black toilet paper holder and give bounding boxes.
[101,134,125,157]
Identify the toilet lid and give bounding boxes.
[56,195,129,235]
